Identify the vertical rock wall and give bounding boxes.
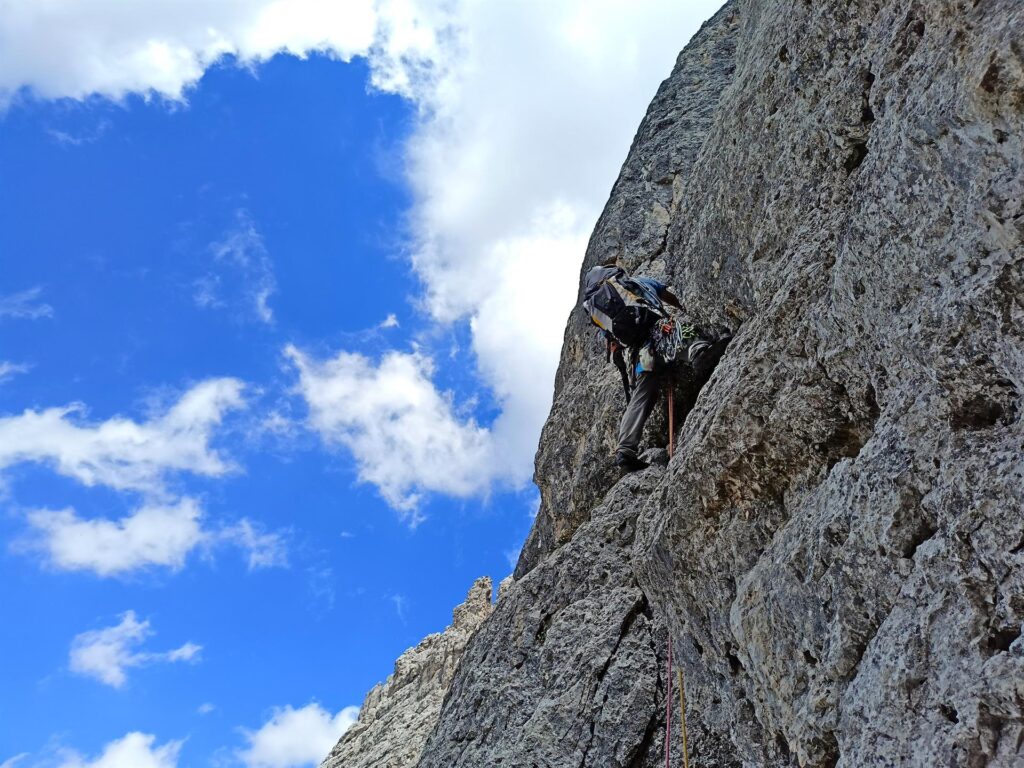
[629,1,1024,765]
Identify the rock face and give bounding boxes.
[320,578,493,768]
[418,1,1024,767]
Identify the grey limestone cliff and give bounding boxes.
[320,577,493,768]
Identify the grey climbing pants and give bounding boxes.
[616,370,661,459]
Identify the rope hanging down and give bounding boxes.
[666,381,675,459]
[664,642,673,768]
[664,380,689,767]
[664,640,692,768]
[678,665,690,768]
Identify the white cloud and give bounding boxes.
[198,702,216,715]
[1,754,28,768]
[0,361,30,383]
[23,498,287,577]
[69,611,201,688]
[379,313,400,329]
[0,1,724,510]
[218,519,289,570]
[0,1,378,105]
[0,378,245,493]
[57,732,181,768]
[3,378,287,577]
[27,499,206,576]
[238,703,359,768]
[390,593,408,622]
[285,344,497,520]
[0,287,53,319]
[196,210,277,324]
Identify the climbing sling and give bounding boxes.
[607,337,632,403]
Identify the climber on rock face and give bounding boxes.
[581,263,727,473]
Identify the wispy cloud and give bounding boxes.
[0,287,53,319]
[196,210,277,324]
[238,703,359,768]
[218,519,289,570]
[389,593,408,623]
[0,361,30,383]
[306,566,336,616]
[46,119,111,147]
[69,611,201,688]
[379,313,400,329]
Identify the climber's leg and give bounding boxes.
[616,370,660,462]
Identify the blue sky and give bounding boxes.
[0,3,721,766]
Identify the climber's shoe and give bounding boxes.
[615,452,649,473]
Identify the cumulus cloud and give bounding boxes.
[27,499,206,576]
[238,703,359,768]
[0,0,378,104]
[286,344,496,519]
[23,498,287,577]
[195,210,277,324]
[0,378,245,493]
[2,378,288,575]
[69,611,201,688]
[0,287,53,319]
[56,732,181,768]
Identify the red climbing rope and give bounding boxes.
[667,383,675,458]
[679,665,690,768]
[664,640,673,768]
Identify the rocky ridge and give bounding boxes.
[327,0,1024,765]
[320,577,493,768]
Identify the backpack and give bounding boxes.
[582,266,667,348]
